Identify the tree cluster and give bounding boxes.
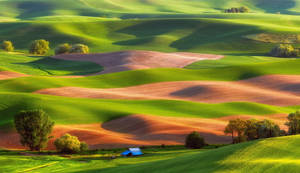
[225,111,300,144]
[55,43,89,55]
[225,6,250,13]
[269,44,298,57]
[224,118,282,143]
[1,39,90,56]
[14,109,88,152]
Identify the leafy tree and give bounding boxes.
[269,44,298,57]
[54,133,88,153]
[285,110,300,135]
[185,131,206,149]
[257,119,280,138]
[224,119,246,143]
[55,43,71,55]
[1,40,14,52]
[244,119,259,141]
[14,110,54,151]
[29,39,50,55]
[70,44,89,54]
[239,6,250,13]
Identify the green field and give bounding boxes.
[0,92,295,129]
[1,0,300,172]
[1,135,300,173]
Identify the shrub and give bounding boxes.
[239,6,250,13]
[14,110,54,151]
[29,39,50,55]
[269,44,298,57]
[54,133,88,153]
[55,43,71,55]
[225,6,250,13]
[185,131,206,149]
[70,44,89,54]
[80,142,89,152]
[1,40,14,52]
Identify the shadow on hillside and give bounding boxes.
[113,19,262,51]
[255,0,297,14]
[16,1,55,19]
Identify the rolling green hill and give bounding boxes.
[1,0,300,20]
[0,92,294,128]
[1,135,300,172]
[98,135,300,173]
[1,14,300,54]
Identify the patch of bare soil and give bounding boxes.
[53,50,224,74]
[0,114,287,150]
[35,75,300,106]
[0,71,28,80]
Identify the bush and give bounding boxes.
[239,6,250,13]
[70,44,89,54]
[1,40,14,52]
[269,44,298,57]
[55,43,71,55]
[185,131,206,149]
[80,142,89,152]
[14,110,54,151]
[225,6,250,13]
[29,39,50,55]
[54,133,88,153]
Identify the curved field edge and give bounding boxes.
[0,92,296,128]
[97,135,300,173]
[0,57,300,93]
[3,15,300,54]
[0,52,103,76]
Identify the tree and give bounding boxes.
[224,119,246,143]
[257,119,280,138]
[70,44,89,54]
[29,39,50,55]
[185,131,206,149]
[14,110,54,151]
[285,111,300,135]
[55,43,71,55]
[1,40,14,52]
[239,6,250,13]
[244,119,259,141]
[269,44,298,57]
[54,133,88,153]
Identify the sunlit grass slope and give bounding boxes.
[0,92,294,128]
[2,0,300,20]
[1,135,300,172]
[98,135,300,173]
[0,56,299,92]
[0,52,102,75]
[2,15,300,54]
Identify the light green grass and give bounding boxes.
[0,92,295,129]
[0,56,299,93]
[0,52,102,75]
[1,135,300,172]
[2,15,300,54]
